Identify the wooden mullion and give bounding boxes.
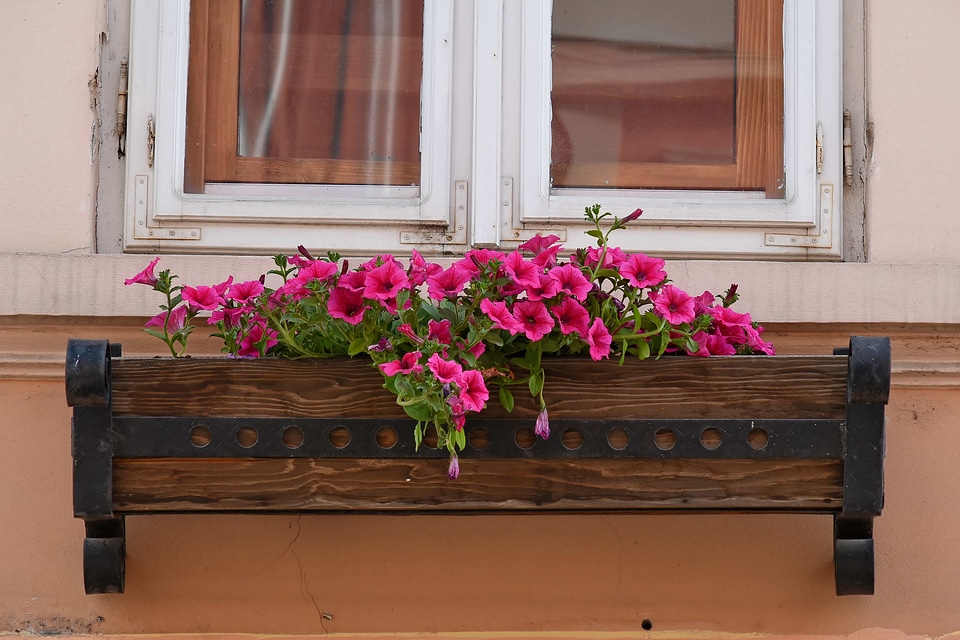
[183,0,210,194]
[202,0,242,183]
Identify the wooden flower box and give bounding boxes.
[65,336,890,596]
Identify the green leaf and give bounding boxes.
[585,229,604,239]
[404,402,434,422]
[414,423,423,451]
[484,332,504,347]
[528,370,544,397]
[498,384,515,412]
[635,339,651,360]
[347,336,368,356]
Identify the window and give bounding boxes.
[122,0,842,258]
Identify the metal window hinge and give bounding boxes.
[400,180,468,245]
[764,183,835,249]
[146,114,155,168]
[843,109,854,187]
[132,175,201,241]
[116,58,127,158]
[816,122,824,175]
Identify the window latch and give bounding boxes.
[816,122,824,175]
[116,57,127,158]
[147,114,155,168]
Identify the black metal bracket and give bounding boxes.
[833,335,891,595]
[66,338,125,594]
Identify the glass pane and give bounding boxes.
[238,0,423,185]
[551,0,738,187]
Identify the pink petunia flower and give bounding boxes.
[585,245,628,269]
[407,249,442,286]
[397,323,424,344]
[549,264,592,301]
[295,260,339,285]
[652,285,696,325]
[502,250,541,288]
[693,290,716,315]
[585,317,613,361]
[550,297,591,336]
[181,285,224,311]
[524,273,561,302]
[327,287,368,325]
[686,331,736,357]
[454,248,505,274]
[427,265,472,300]
[480,298,523,334]
[620,253,667,289]
[124,257,161,287]
[535,407,550,439]
[455,369,489,413]
[518,233,561,255]
[427,319,453,345]
[337,270,367,292]
[511,300,555,341]
[237,322,279,358]
[363,261,410,301]
[144,305,188,332]
[530,244,563,269]
[427,353,463,383]
[745,324,776,355]
[378,351,424,377]
[228,279,265,303]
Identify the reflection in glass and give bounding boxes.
[551,0,739,188]
[238,0,423,185]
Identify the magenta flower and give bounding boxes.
[531,244,563,269]
[550,297,590,336]
[652,285,696,325]
[448,456,460,480]
[428,353,463,383]
[535,407,550,439]
[427,319,453,345]
[327,287,368,325]
[181,285,224,311]
[620,253,666,289]
[503,250,541,288]
[745,324,776,355]
[228,280,265,303]
[337,270,367,291]
[480,298,523,334]
[144,305,188,332]
[455,248,505,274]
[296,260,339,285]
[524,273,561,302]
[237,322,279,358]
[518,233,561,255]
[693,290,716,315]
[455,369,489,413]
[208,306,243,328]
[511,300,555,341]
[622,207,644,223]
[363,261,410,301]
[585,317,613,360]
[408,249,442,286]
[426,265,472,300]
[397,323,424,344]
[687,331,736,357]
[585,245,627,269]
[549,264,592,301]
[124,257,161,287]
[378,351,423,377]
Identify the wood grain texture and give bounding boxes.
[110,355,848,420]
[113,457,843,513]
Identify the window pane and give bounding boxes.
[237,0,423,185]
[550,0,782,192]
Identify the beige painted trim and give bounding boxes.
[3,253,960,323]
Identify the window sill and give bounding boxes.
[1,252,957,324]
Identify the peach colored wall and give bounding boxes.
[3,0,960,638]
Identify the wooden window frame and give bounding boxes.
[185,0,422,193]
[549,0,784,196]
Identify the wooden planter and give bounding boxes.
[66,336,890,596]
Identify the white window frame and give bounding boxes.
[123,0,454,254]
[121,0,843,259]
[484,0,843,259]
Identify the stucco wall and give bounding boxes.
[2,0,960,638]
